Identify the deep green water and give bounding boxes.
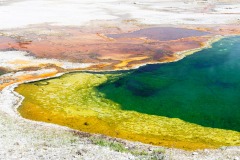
[98,37,240,132]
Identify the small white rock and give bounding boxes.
[192,152,198,155]
[234,157,239,160]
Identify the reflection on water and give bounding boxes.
[107,27,209,41]
[98,37,240,131]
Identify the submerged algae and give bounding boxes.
[98,36,240,132]
[16,72,240,150]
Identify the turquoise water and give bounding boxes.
[98,37,240,131]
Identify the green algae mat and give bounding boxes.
[16,37,240,150]
[0,70,4,76]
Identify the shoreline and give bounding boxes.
[0,34,226,133]
[0,0,240,158]
[0,35,239,159]
[2,66,240,159]
[48,34,226,74]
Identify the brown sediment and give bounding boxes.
[0,69,58,91]
[0,67,7,73]
[1,24,239,71]
[2,24,239,71]
[0,25,219,70]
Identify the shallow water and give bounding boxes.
[16,37,240,149]
[107,27,209,41]
[98,36,240,131]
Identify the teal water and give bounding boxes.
[98,37,240,131]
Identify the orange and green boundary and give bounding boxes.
[16,72,240,150]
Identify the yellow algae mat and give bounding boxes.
[16,72,240,150]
